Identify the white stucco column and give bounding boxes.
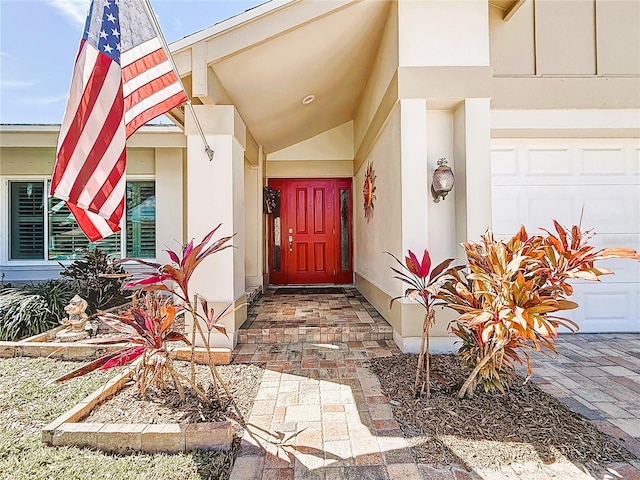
[243,145,265,290]
[155,148,184,266]
[400,98,429,255]
[185,105,246,349]
[375,1,492,355]
[396,99,430,344]
[257,146,266,288]
[454,98,492,254]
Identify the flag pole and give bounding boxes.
[142,0,215,161]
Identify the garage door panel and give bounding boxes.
[579,148,626,176]
[491,189,527,234]
[569,261,639,285]
[492,142,640,186]
[491,139,639,333]
[587,234,640,252]
[583,234,640,284]
[491,149,518,176]
[526,148,573,176]
[580,186,640,233]
[492,185,639,235]
[492,185,581,234]
[563,283,639,333]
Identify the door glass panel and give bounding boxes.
[273,216,281,271]
[340,189,349,271]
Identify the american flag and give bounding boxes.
[50,0,187,242]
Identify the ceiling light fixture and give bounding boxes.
[302,94,315,105]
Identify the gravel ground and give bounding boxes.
[368,354,636,473]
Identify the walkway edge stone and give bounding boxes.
[0,339,231,364]
[42,365,232,453]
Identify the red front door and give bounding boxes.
[268,178,352,285]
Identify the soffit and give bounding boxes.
[489,0,527,21]
[489,0,514,10]
[175,0,391,153]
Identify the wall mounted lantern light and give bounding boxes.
[431,158,455,203]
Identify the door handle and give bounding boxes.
[288,235,293,251]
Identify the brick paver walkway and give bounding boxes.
[229,290,640,479]
[238,288,392,345]
[526,334,640,467]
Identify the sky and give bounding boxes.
[0,0,266,125]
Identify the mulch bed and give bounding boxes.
[368,354,635,471]
[81,361,264,478]
[84,362,264,438]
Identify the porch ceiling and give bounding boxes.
[173,0,390,154]
[489,0,526,21]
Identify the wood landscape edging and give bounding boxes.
[42,366,232,453]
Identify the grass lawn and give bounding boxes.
[0,357,234,480]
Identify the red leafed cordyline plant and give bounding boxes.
[437,220,640,399]
[55,225,237,407]
[54,293,198,399]
[122,223,236,403]
[387,249,456,399]
[124,224,234,305]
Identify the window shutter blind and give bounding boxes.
[9,180,154,261]
[48,194,120,260]
[9,182,45,259]
[126,181,156,258]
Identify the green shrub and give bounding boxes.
[59,248,129,315]
[0,280,76,341]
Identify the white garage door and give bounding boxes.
[491,139,640,333]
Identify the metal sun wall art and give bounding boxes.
[363,162,377,222]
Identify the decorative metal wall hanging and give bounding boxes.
[263,186,280,215]
[363,162,377,222]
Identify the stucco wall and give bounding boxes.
[0,148,155,176]
[354,1,398,152]
[232,141,246,299]
[0,147,56,175]
[267,122,353,161]
[426,110,456,269]
[489,1,535,75]
[535,0,596,75]
[154,148,184,264]
[244,158,260,284]
[398,0,489,67]
[354,105,402,303]
[491,0,640,76]
[266,122,354,178]
[596,0,640,75]
[490,0,640,108]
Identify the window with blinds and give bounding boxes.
[8,180,155,261]
[47,195,121,260]
[126,181,155,258]
[9,182,45,259]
